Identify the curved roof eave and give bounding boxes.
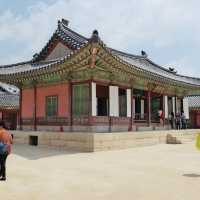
[103,46,200,88]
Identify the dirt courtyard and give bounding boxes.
[0,143,200,200]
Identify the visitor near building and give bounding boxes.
[169,112,175,129]
[181,111,186,129]
[158,110,164,125]
[175,113,181,130]
[0,121,13,181]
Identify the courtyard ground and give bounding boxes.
[0,142,200,200]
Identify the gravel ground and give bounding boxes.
[0,143,200,200]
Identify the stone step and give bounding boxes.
[136,126,153,132]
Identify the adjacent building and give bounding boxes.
[187,96,200,128]
[0,82,19,129]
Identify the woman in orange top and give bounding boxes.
[0,121,13,181]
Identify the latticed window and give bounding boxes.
[151,97,161,121]
[119,89,127,117]
[72,84,89,116]
[46,96,58,117]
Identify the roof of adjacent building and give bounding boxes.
[0,18,200,88]
[187,96,200,109]
[0,93,19,109]
[0,82,19,110]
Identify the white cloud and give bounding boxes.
[0,0,200,76]
[166,57,200,77]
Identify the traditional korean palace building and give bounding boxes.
[0,19,200,132]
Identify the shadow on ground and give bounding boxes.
[183,174,200,178]
[12,144,81,160]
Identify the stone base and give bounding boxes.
[11,129,199,152]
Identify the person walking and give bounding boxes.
[0,121,13,181]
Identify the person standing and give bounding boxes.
[181,111,187,129]
[175,113,181,130]
[169,112,175,129]
[0,121,13,181]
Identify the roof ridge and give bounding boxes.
[109,47,145,59]
[33,20,89,62]
[175,74,200,80]
[59,21,88,42]
[144,57,174,73]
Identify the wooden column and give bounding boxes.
[181,98,184,112]
[69,81,73,130]
[91,82,97,117]
[33,82,37,131]
[175,96,177,114]
[108,84,111,132]
[19,85,22,130]
[147,90,151,126]
[162,95,165,126]
[129,88,133,131]
[88,80,92,126]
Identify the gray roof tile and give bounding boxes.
[187,96,200,108]
[0,94,19,109]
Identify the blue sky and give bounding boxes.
[0,0,199,77]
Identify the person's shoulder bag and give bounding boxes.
[0,142,8,155]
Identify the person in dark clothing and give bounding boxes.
[169,112,175,129]
[175,113,181,130]
[0,121,13,181]
[0,153,8,181]
[181,111,187,129]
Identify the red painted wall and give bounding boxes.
[36,84,70,117]
[196,113,200,128]
[22,89,34,118]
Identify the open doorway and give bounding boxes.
[96,85,109,116]
[119,88,127,117]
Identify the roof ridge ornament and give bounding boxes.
[90,30,99,43]
[61,18,69,26]
[58,20,61,28]
[168,67,177,74]
[141,50,148,57]
[58,19,69,30]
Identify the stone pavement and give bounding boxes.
[0,143,200,200]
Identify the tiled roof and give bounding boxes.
[110,48,200,86]
[0,93,19,109]
[187,96,200,109]
[0,59,62,75]
[0,83,19,110]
